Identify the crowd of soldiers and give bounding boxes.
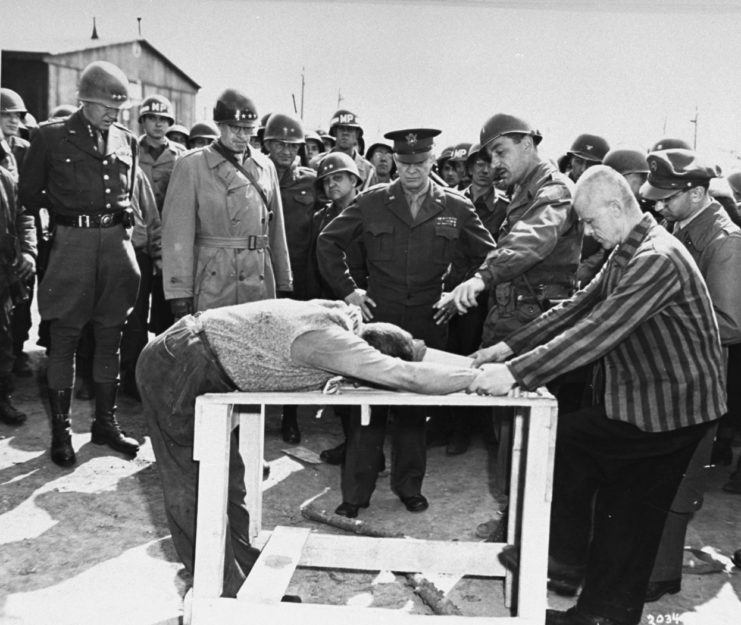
[2,58,741,625]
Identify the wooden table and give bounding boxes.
[189,388,557,625]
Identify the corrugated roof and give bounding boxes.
[2,36,200,90]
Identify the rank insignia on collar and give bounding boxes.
[405,133,418,146]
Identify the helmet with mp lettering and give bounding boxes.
[329,109,364,139]
[77,61,130,109]
[138,94,175,125]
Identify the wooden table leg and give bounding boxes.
[515,404,557,621]
[192,399,234,615]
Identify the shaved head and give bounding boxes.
[574,165,644,249]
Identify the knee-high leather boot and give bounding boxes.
[90,382,140,456]
[49,388,75,467]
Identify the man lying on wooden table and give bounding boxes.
[136,298,484,598]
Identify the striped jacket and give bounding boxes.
[506,213,726,432]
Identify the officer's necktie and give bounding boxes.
[96,130,106,154]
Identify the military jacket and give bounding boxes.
[306,199,367,299]
[317,179,495,307]
[0,167,36,291]
[478,158,581,298]
[19,110,136,217]
[277,163,318,299]
[463,184,509,242]
[137,136,185,213]
[673,201,741,345]
[161,143,292,311]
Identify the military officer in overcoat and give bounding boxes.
[19,60,141,467]
[161,89,292,317]
[317,128,496,517]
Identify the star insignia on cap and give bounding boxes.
[405,133,418,146]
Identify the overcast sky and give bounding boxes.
[4,0,741,168]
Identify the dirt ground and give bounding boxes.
[1,344,741,625]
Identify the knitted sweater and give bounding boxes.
[201,299,357,391]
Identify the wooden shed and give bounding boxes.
[1,37,200,131]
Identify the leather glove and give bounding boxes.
[170,297,194,319]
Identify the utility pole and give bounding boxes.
[337,89,344,109]
[690,106,699,149]
[300,67,305,120]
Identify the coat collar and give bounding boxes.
[674,201,732,253]
[64,110,131,159]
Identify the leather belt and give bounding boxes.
[54,211,125,228]
[195,235,268,250]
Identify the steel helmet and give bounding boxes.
[726,171,741,198]
[1,88,27,116]
[365,140,393,162]
[166,124,189,139]
[329,109,364,139]
[603,148,649,175]
[316,152,362,186]
[139,94,175,124]
[450,142,473,163]
[480,113,542,150]
[263,112,305,144]
[304,130,325,150]
[189,120,219,141]
[650,137,691,152]
[465,143,487,169]
[213,89,258,124]
[77,61,130,109]
[567,134,610,163]
[49,103,77,120]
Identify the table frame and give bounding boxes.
[189,388,558,625]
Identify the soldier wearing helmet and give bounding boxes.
[187,120,219,150]
[311,109,378,190]
[19,60,141,467]
[567,133,610,182]
[449,142,473,189]
[303,130,325,163]
[307,151,368,469]
[161,87,291,318]
[166,124,189,148]
[118,95,185,398]
[1,88,35,379]
[262,112,318,444]
[318,128,495,518]
[0,88,30,180]
[435,146,460,187]
[436,114,581,532]
[365,140,396,183]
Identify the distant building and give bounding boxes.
[1,36,199,130]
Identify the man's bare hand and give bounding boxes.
[345,289,376,321]
[467,363,516,396]
[470,342,514,366]
[16,253,35,281]
[436,276,486,318]
[432,292,459,325]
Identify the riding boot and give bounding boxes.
[281,405,301,444]
[49,388,75,467]
[90,382,140,456]
[0,375,26,425]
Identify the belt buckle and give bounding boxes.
[100,214,113,227]
[79,214,91,227]
[247,234,257,250]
